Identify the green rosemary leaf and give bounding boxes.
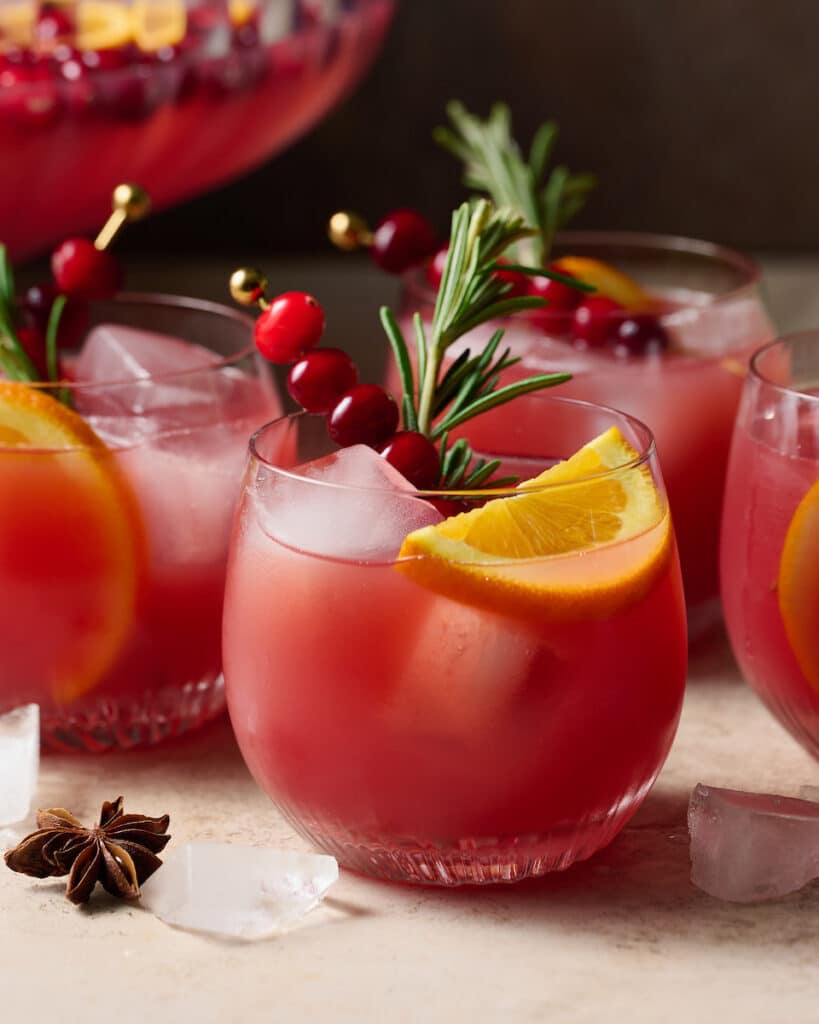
[529,120,558,183]
[379,306,417,430]
[0,244,15,312]
[45,294,67,384]
[441,437,470,481]
[412,312,427,389]
[439,372,572,434]
[444,439,474,488]
[475,327,504,372]
[452,294,546,340]
[541,163,569,245]
[463,458,502,488]
[486,261,596,292]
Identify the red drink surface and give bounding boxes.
[224,458,687,881]
[721,421,819,758]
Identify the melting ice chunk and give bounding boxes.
[256,444,443,561]
[688,783,819,903]
[73,324,268,445]
[140,843,339,939]
[0,705,39,826]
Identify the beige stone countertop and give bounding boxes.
[2,256,819,1022]
[1,638,818,1024]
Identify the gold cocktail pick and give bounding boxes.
[229,267,270,309]
[94,183,151,251]
[327,210,373,252]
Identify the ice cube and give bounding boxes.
[0,705,39,826]
[73,324,272,445]
[256,444,443,561]
[688,783,819,903]
[140,843,339,939]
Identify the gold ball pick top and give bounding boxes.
[229,267,269,308]
[94,183,151,252]
[327,210,372,251]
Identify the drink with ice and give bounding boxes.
[0,295,280,750]
[224,399,687,885]
[721,333,819,758]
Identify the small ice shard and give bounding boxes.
[140,843,339,939]
[0,705,39,826]
[688,783,819,903]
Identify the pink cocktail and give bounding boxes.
[396,232,773,633]
[224,398,687,885]
[722,333,819,758]
[0,293,280,750]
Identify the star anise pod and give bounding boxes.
[4,797,171,905]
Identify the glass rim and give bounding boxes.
[403,228,761,309]
[11,290,256,393]
[749,331,819,403]
[248,396,658,500]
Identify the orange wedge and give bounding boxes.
[0,383,143,704]
[229,0,257,27]
[0,2,34,48]
[555,256,654,311]
[76,0,133,51]
[131,0,187,52]
[398,427,670,622]
[778,480,819,694]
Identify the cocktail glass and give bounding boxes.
[721,332,819,759]
[223,395,687,885]
[396,232,773,636]
[0,293,281,750]
[0,0,394,259]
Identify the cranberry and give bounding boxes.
[51,238,123,300]
[35,3,74,46]
[493,259,528,298]
[22,283,89,349]
[287,347,358,413]
[254,292,324,365]
[371,209,438,275]
[426,245,449,290]
[610,313,670,357]
[528,266,584,333]
[328,384,399,448]
[571,296,625,349]
[80,47,129,72]
[379,431,440,490]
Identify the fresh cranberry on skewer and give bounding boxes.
[255,291,325,365]
[493,259,528,298]
[371,209,438,275]
[52,238,122,300]
[328,384,399,448]
[379,431,440,490]
[610,313,670,357]
[287,347,358,413]
[571,295,624,349]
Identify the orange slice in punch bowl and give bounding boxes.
[554,256,655,312]
[398,427,671,623]
[778,480,819,694]
[0,383,144,705]
[131,0,187,52]
[76,0,134,51]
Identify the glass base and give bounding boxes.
[41,675,226,752]
[274,802,639,886]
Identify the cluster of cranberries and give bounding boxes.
[0,4,267,128]
[17,236,122,374]
[254,291,441,490]
[357,209,669,357]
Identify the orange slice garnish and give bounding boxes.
[229,0,257,27]
[398,427,670,622]
[76,0,133,51]
[0,2,35,48]
[555,256,654,311]
[779,479,819,693]
[0,383,143,704]
[131,0,187,52]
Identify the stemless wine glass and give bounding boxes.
[722,332,819,758]
[0,293,280,750]
[397,232,774,636]
[224,395,688,885]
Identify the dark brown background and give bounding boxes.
[126,0,819,256]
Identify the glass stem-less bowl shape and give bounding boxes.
[721,333,819,759]
[223,397,688,885]
[0,293,281,751]
[396,231,774,637]
[0,0,394,259]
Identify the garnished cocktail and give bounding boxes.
[224,201,687,884]
[721,333,819,759]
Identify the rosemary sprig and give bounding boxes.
[0,245,39,383]
[381,200,575,489]
[434,101,596,266]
